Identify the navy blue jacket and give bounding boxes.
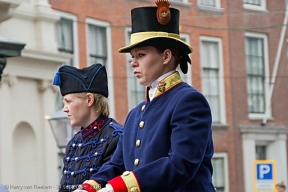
[90,72,215,192]
[59,116,123,192]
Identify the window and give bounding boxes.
[244,0,261,6]
[198,0,223,11]
[243,0,266,11]
[245,32,270,119]
[126,29,145,110]
[212,153,229,192]
[200,37,226,124]
[246,37,265,114]
[87,25,107,65]
[256,145,266,160]
[199,0,217,7]
[56,18,73,54]
[55,11,79,67]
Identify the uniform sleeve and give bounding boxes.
[89,131,126,187]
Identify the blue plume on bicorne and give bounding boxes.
[53,71,61,85]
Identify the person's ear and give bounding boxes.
[86,93,95,106]
[163,49,172,64]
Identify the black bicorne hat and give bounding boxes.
[118,0,193,73]
[53,63,108,97]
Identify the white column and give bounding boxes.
[268,134,288,185]
[242,134,256,192]
[38,80,59,191]
[0,75,16,184]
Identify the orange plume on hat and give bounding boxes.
[156,0,171,25]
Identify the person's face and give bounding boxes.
[130,46,166,86]
[277,186,285,192]
[63,93,91,127]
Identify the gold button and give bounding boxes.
[136,140,141,147]
[141,105,145,111]
[139,121,144,128]
[134,159,139,166]
[149,93,153,97]
[131,187,138,192]
[123,171,130,176]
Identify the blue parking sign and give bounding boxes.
[254,160,276,192]
[257,163,273,179]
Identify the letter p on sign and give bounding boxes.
[259,165,270,179]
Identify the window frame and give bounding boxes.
[212,152,229,192]
[85,18,115,118]
[200,36,226,124]
[54,11,79,68]
[245,32,270,120]
[198,0,221,8]
[243,0,267,11]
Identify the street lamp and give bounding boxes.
[0,36,26,82]
[45,109,80,152]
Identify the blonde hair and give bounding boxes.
[74,92,110,117]
[276,181,286,189]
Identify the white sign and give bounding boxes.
[254,160,276,192]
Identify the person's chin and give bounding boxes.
[70,121,76,127]
[138,79,146,86]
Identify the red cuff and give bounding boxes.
[108,176,127,192]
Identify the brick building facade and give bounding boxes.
[48,0,288,191]
[0,0,287,191]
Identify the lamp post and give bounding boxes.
[0,36,26,82]
[45,109,80,153]
[45,109,80,176]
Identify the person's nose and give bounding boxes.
[63,105,68,113]
[131,58,138,68]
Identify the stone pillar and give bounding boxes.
[0,75,17,183]
[38,80,60,190]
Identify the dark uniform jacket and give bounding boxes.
[90,72,216,192]
[59,115,123,192]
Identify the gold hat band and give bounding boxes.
[131,31,180,44]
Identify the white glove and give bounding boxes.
[98,184,114,192]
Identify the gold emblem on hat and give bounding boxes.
[158,81,166,93]
[156,0,171,25]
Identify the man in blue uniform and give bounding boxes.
[53,63,123,192]
[74,0,216,191]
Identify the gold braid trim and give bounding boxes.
[154,71,183,98]
[121,171,141,192]
[131,32,180,44]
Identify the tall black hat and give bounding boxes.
[118,0,193,73]
[53,63,108,97]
